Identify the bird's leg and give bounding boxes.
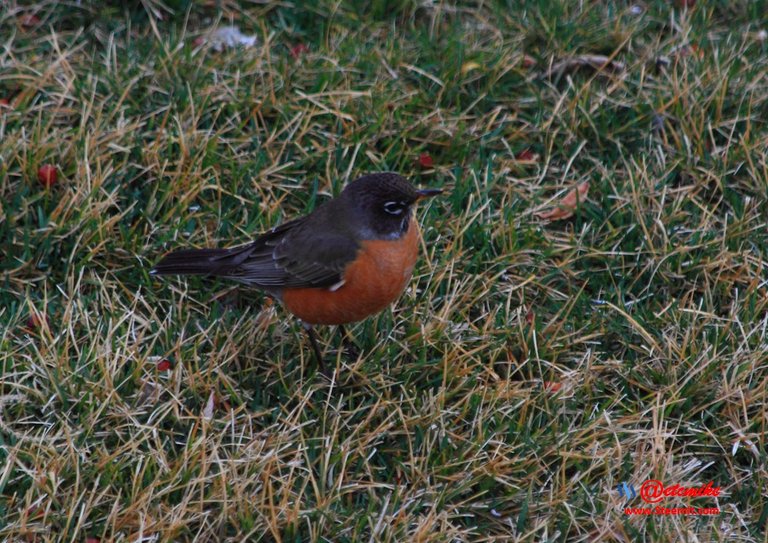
[337,324,360,359]
[303,323,328,376]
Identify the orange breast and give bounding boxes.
[282,219,420,325]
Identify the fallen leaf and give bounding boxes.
[525,307,535,325]
[515,148,538,162]
[536,181,589,221]
[37,164,58,188]
[521,55,536,68]
[461,61,481,75]
[544,381,562,392]
[203,391,216,420]
[19,14,41,28]
[197,26,258,52]
[290,43,310,59]
[543,55,625,79]
[418,152,434,169]
[25,312,50,332]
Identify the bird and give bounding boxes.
[150,172,442,373]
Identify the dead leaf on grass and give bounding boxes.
[536,181,589,221]
[461,61,481,75]
[203,391,216,420]
[544,381,563,393]
[195,26,258,52]
[543,55,625,79]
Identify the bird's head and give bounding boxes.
[340,173,442,239]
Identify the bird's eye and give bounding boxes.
[383,201,405,215]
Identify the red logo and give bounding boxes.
[639,480,721,504]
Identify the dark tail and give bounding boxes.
[150,247,249,277]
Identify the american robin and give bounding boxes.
[151,172,442,372]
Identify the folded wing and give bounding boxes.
[151,216,360,290]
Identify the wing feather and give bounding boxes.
[152,200,360,289]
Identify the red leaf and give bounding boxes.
[418,152,434,169]
[525,307,535,325]
[515,148,537,162]
[19,14,41,28]
[26,313,50,332]
[37,164,58,188]
[0,98,10,109]
[157,359,173,372]
[290,43,310,59]
[522,55,536,68]
[544,381,562,392]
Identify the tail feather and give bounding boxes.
[151,247,241,276]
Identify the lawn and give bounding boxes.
[1,1,766,541]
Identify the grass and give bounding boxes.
[1,0,767,540]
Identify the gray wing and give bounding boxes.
[153,215,360,290]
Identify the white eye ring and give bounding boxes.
[383,201,405,215]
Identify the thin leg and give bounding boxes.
[303,323,327,375]
[337,324,360,358]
